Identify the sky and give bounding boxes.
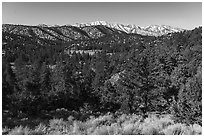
[2,2,202,29]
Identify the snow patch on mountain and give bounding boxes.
[74,21,185,36]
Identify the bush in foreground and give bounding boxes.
[4,113,202,135]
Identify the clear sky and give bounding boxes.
[2,2,202,29]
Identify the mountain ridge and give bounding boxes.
[3,21,185,37]
[73,21,185,36]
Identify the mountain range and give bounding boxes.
[74,21,185,36]
[3,21,185,41]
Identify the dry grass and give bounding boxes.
[4,113,202,135]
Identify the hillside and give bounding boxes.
[3,22,184,46]
[3,22,184,54]
[2,22,202,135]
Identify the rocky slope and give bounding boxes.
[2,22,185,51]
[3,21,185,44]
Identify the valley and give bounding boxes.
[2,22,202,135]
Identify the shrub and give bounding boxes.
[157,114,175,128]
[71,121,82,135]
[138,114,174,135]
[91,126,109,135]
[8,126,31,135]
[31,123,47,135]
[2,127,11,135]
[122,123,139,135]
[185,124,202,135]
[139,117,163,135]
[162,123,188,135]
[48,118,70,134]
[4,113,202,135]
[106,123,121,135]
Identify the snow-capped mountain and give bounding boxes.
[74,21,185,36]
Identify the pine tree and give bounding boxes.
[172,65,202,125]
[2,59,18,109]
[118,55,156,114]
[40,62,52,96]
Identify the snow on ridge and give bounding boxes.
[72,21,185,36]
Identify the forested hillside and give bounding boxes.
[2,24,202,134]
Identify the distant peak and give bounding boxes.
[72,21,185,36]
